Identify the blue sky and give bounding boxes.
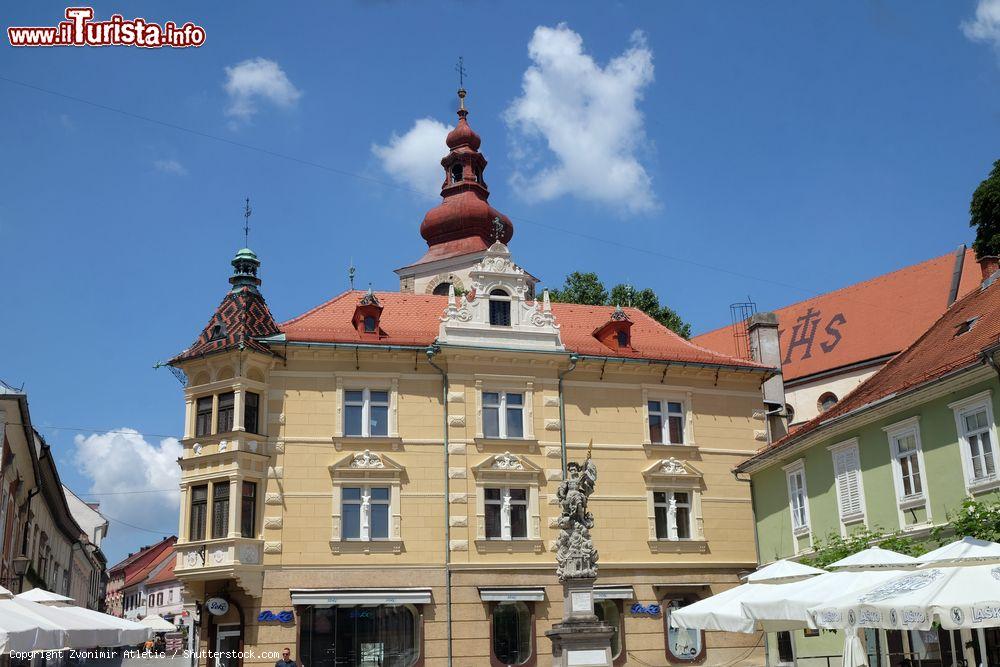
[2,1,1000,563]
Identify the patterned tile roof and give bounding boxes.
[170,287,281,364]
[738,271,1000,469]
[693,248,981,382]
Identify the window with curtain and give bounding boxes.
[492,601,532,665]
[211,481,230,539]
[189,485,207,540]
[241,481,257,538]
[786,466,809,532]
[216,391,235,433]
[962,406,996,482]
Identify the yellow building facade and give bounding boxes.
[169,97,773,667]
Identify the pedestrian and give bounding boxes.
[275,647,296,667]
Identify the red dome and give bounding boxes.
[420,189,512,247]
[446,111,481,151]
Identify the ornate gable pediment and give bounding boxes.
[642,458,703,487]
[330,450,404,480]
[472,451,543,482]
[438,242,564,351]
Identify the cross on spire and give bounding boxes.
[455,56,466,88]
[243,197,252,247]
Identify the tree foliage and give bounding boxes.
[548,273,692,338]
[971,159,1000,258]
[931,494,1000,545]
[800,527,923,569]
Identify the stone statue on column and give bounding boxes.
[546,445,614,667]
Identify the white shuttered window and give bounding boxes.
[830,441,865,523]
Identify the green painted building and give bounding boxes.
[735,262,1000,666]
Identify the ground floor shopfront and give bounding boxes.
[181,566,764,667]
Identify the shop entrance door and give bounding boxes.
[216,626,241,667]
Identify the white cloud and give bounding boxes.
[73,429,181,535]
[153,159,188,176]
[504,24,656,213]
[223,57,302,122]
[963,0,1000,47]
[371,118,451,197]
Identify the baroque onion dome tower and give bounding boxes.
[395,88,536,296]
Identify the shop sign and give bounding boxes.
[258,610,294,623]
[630,602,661,616]
[205,597,229,616]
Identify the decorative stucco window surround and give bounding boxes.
[471,452,543,552]
[949,389,1000,494]
[827,438,867,534]
[334,375,400,441]
[642,458,706,554]
[882,416,931,521]
[782,459,811,540]
[329,450,404,554]
[474,376,535,442]
[641,388,695,448]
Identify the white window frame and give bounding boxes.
[647,400,685,445]
[340,484,391,541]
[343,388,390,438]
[641,389,694,446]
[883,416,929,515]
[652,489,693,541]
[484,486,529,541]
[475,379,535,440]
[482,391,525,439]
[950,390,1000,493]
[828,438,867,531]
[328,451,404,552]
[334,377,400,439]
[783,460,811,537]
[472,453,543,545]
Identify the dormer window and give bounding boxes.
[489,289,511,326]
[353,289,383,338]
[593,306,633,352]
[209,322,227,341]
[450,164,463,184]
[363,315,377,333]
[616,329,630,348]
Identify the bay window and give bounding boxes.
[244,392,260,435]
[216,391,235,433]
[342,486,390,541]
[195,397,212,437]
[485,487,528,540]
[344,389,390,437]
[240,481,257,538]
[211,481,230,539]
[189,485,207,540]
[483,392,524,439]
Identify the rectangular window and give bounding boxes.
[886,420,926,505]
[344,389,390,437]
[483,392,525,439]
[831,443,865,523]
[189,485,207,540]
[217,391,235,433]
[653,491,691,540]
[240,481,257,538]
[244,392,260,435]
[341,486,391,541]
[211,482,230,539]
[648,400,684,444]
[964,407,995,482]
[786,465,809,533]
[195,397,213,437]
[776,630,795,663]
[485,487,528,540]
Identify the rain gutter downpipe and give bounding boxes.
[425,345,452,667]
[558,354,580,476]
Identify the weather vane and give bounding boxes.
[243,197,252,247]
[348,258,356,291]
[455,56,466,89]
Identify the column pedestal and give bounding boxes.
[546,578,614,667]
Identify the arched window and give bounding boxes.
[450,164,463,183]
[432,282,452,296]
[785,403,796,424]
[818,392,838,413]
[595,600,623,661]
[363,315,377,333]
[489,289,511,326]
[474,166,483,184]
[492,601,532,665]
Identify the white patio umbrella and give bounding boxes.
[140,614,177,632]
[17,588,74,603]
[0,585,67,654]
[670,559,825,632]
[10,594,118,648]
[18,590,152,646]
[842,632,869,667]
[828,546,920,570]
[917,536,1000,564]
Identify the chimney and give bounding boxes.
[747,312,787,443]
[978,254,1000,284]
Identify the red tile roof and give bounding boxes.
[123,538,176,587]
[281,291,766,369]
[738,273,1000,469]
[693,248,981,382]
[146,557,176,586]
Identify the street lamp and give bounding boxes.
[12,556,29,593]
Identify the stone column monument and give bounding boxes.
[546,449,614,667]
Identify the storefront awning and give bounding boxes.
[478,587,546,602]
[290,588,433,606]
[594,585,634,600]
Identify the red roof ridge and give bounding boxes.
[279,289,355,328]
